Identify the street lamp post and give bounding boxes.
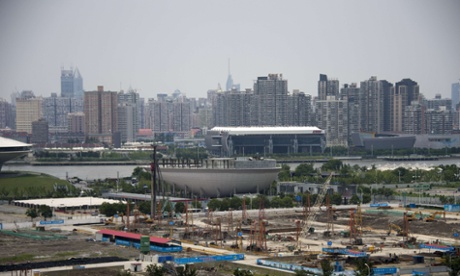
[364,263,370,276]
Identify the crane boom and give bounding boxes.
[302,173,333,236]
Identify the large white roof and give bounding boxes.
[210,126,324,135]
[0,136,32,148]
[14,197,121,208]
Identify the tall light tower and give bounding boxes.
[150,144,158,221]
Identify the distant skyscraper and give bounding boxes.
[452,81,460,111]
[315,74,348,147]
[391,78,420,133]
[226,72,233,92]
[286,90,313,126]
[359,77,392,133]
[0,98,14,129]
[67,112,85,133]
[212,89,253,127]
[31,118,49,144]
[172,100,191,132]
[341,83,360,141]
[73,68,84,99]
[318,74,339,100]
[42,93,83,134]
[424,107,452,134]
[61,67,84,98]
[403,101,424,134]
[118,89,140,143]
[15,91,43,134]
[253,74,288,126]
[84,86,118,144]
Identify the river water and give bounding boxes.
[3,158,460,180]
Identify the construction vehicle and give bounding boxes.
[407,211,423,221]
[425,211,445,222]
[387,223,407,236]
[104,216,115,225]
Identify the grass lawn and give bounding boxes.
[0,172,74,199]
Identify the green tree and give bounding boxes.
[278,164,291,181]
[229,196,243,210]
[295,163,315,179]
[146,264,166,276]
[176,264,197,276]
[330,193,342,205]
[175,202,185,214]
[99,202,126,217]
[354,258,373,276]
[349,194,360,204]
[233,268,253,276]
[25,208,38,222]
[270,197,283,208]
[207,199,221,211]
[320,259,334,276]
[281,196,294,208]
[321,160,343,172]
[39,205,53,220]
[137,201,150,215]
[221,198,230,211]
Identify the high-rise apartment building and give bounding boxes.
[424,94,452,111]
[316,74,348,147]
[172,100,191,132]
[391,78,419,133]
[0,98,14,129]
[318,74,339,100]
[359,77,392,133]
[212,89,253,127]
[451,81,460,111]
[425,107,452,135]
[31,118,49,144]
[118,90,140,143]
[42,93,83,134]
[341,83,360,141]
[61,67,83,99]
[403,101,424,134]
[151,100,171,133]
[67,112,85,133]
[84,86,118,144]
[253,74,288,126]
[16,91,43,134]
[286,90,312,126]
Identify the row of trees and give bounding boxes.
[280,160,460,185]
[25,205,53,222]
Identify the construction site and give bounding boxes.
[2,174,460,275]
[95,174,460,274]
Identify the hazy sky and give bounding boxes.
[1,0,459,101]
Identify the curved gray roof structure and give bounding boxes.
[158,158,280,197]
[0,137,32,170]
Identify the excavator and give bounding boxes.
[425,211,445,222]
[407,211,423,221]
[387,223,407,236]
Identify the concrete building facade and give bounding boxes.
[15,92,43,134]
[31,118,49,144]
[84,86,118,144]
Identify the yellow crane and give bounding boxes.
[302,173,333,236]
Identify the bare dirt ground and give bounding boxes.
[1,204,459,275]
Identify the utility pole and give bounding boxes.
[150,144,157,222]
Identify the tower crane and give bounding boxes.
[302,173,333,236]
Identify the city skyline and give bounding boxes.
[1,1,460,101]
